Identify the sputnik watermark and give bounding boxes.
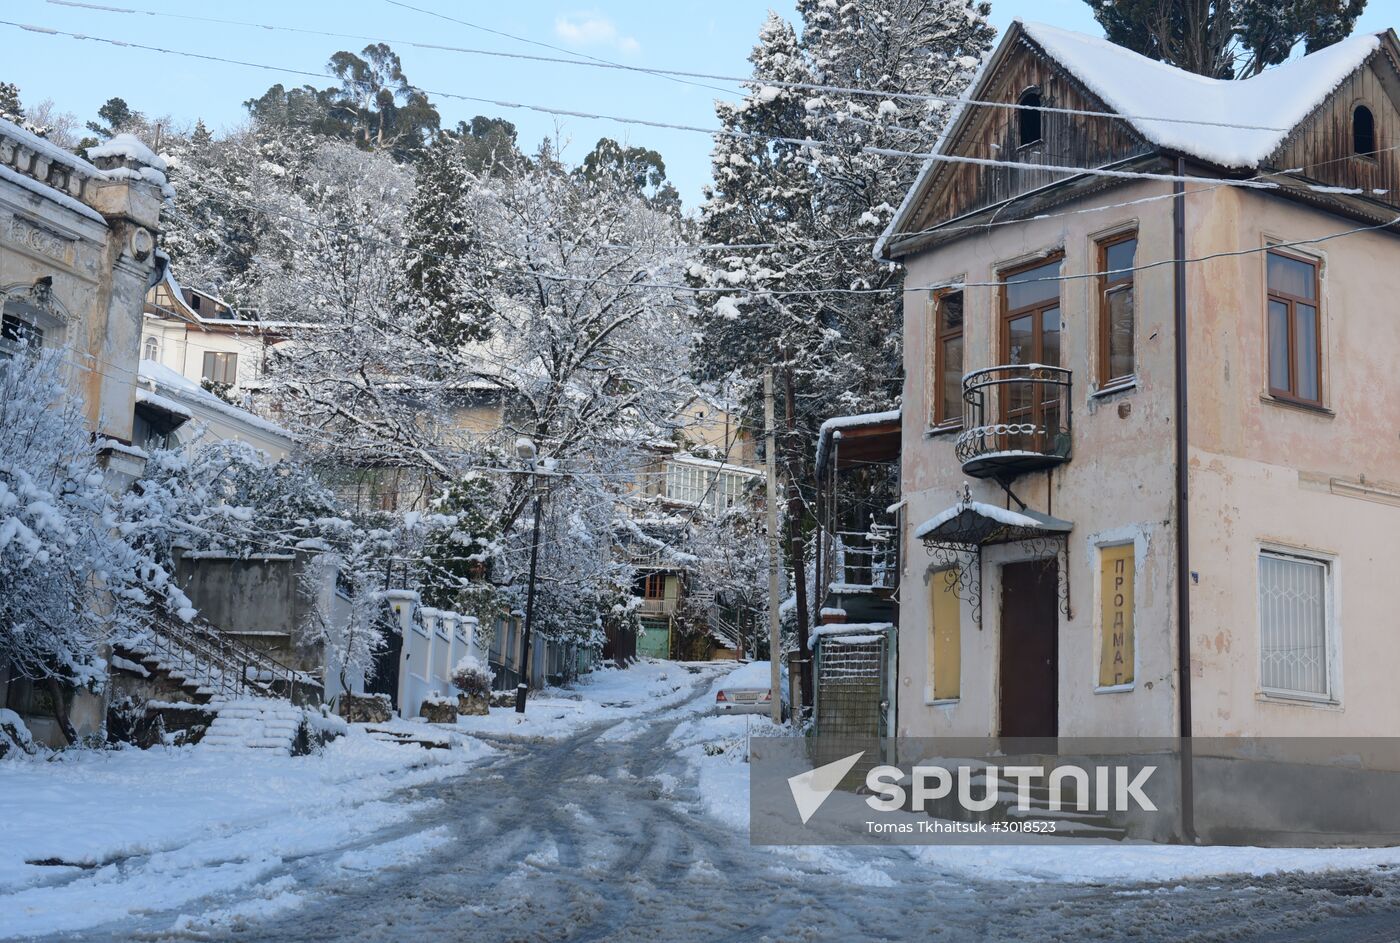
[783,752,1155,827]
[865,762,1157,814]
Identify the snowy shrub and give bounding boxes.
[0,352,194,732]
[451,655,493,699]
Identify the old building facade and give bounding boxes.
[881,23,1400,748]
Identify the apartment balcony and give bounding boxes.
[955,365,1072,479]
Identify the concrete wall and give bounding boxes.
[897,180,1181,739]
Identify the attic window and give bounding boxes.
[1018,88,1043,147]
[1354,105,1375,156]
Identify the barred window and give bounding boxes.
[1259,551,1331,699]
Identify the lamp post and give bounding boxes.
[515,437,543,714]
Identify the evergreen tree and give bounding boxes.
[403,133,492,347]
[1084,0,1368,78]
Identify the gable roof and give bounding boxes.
[1022,22,1381,169]
[876,20,1391,261]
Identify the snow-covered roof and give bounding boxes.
[912,498,1072,546]
[134,387,193,422]
[1020,22,1381,169]
[137,358,293,442]
[814,408,901,472]
[876,21,1388,261]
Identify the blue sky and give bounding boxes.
[2,1,1394,208]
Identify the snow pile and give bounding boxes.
[717,660,787,695]
[87,133,168,172]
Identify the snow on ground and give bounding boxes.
[455,658,726,742]
[0,729,494,939]
[670,666,1400,887]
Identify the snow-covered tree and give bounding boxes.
[690,1,993,702]
[0,353,194,742]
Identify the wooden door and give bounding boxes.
[998,560,1059,738]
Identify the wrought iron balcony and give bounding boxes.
[955,365,1072,479]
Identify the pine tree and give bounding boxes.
[403,133,491,347]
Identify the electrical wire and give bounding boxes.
[4,18,1388,206]
[46,0,1304,134]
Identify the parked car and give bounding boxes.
[714,661,789,717]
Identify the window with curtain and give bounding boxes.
[202,350,238,386]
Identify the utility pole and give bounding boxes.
[782,358,812,719]
[765,368,782,725]
[515,439,544,714]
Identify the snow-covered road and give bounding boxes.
[15,663,1400,942]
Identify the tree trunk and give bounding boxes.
[44,677,77,746]
[782,364,813,713]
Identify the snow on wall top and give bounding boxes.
[1021,21,1381,169]
[0,116,101,178]
[88,133,167,173]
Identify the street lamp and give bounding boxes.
[515,437,543,714]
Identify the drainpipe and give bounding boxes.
[1173,157,1196,844]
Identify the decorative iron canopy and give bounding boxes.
[914,496,1072,550]
[915,487,1074,627]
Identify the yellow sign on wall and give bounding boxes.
[1098,544,1135,687]
[930,569,961,700]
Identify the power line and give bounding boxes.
[162,179,1400,301]
[5,18,1381,204]
[47,0,1300,134]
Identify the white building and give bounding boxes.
[135,357,294,459]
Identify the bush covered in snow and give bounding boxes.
[450,656,493,700]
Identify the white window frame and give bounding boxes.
[1257,544,1339,704]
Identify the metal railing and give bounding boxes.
[122,608,322,705]
[955,364,1072,475]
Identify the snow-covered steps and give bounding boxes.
[201,700,307,755]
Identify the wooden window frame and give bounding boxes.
[641,572,666,600]
[1096,231,1138,389]
[997,253,1064,454]
[999,252,1064,365]
[930,287,964,430]
[1265,248,1323,408]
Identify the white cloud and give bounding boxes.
[554,11,640,55]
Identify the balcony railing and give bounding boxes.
[955,364,1072,479]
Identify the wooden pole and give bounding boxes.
[765,368,782,724]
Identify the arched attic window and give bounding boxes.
[1019,87,1041,146]
[1018,87,1043,147]
[1354,105,1376,157]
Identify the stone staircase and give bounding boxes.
[111,610,322,707]
[201,700,307,755]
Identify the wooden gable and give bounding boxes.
[1268,38,1400,209]
[902,28,1152,244]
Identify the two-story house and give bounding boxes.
[880,21,1400,757]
